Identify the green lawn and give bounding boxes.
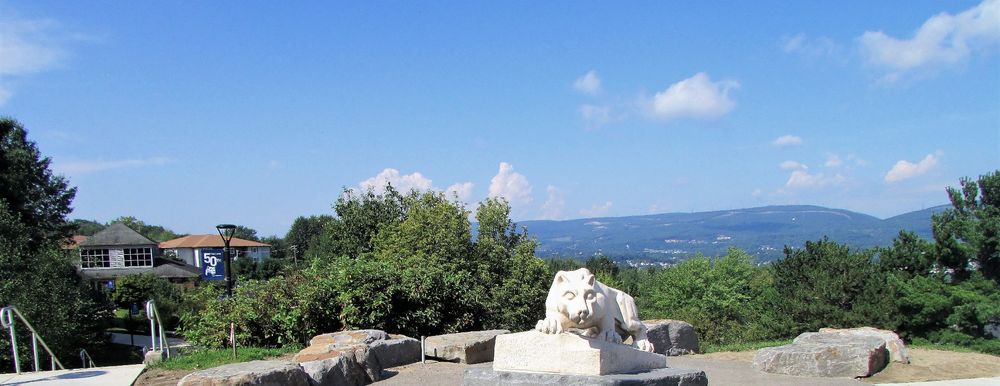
[701,339,793,353]
[150,346,302,371]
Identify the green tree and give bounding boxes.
[770,238,897,335]
[309,187,408,261]
[879,230,935,280]
[109,216,182,242]
[285,215,333,259]
[232,225,259,241]
[932,170,1000,282]
[642,249,784,344]
[0,117,76,249]
[69,219,105,236]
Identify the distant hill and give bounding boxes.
[519,205,950,263]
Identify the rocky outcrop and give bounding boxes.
[643,319,700,356]
[293,329,421,385]
[424,330,509,364]
[814,327,910,364]
[752,333,888,378]
[177,360,310,386]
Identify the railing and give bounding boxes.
[145,300,171,359]
[0,306,65,373]
[79,348,95,368]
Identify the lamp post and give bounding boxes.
[216,224,237,298]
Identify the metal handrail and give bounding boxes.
[0,306,65,373]
[144,300,171,359]
[79,348,95,368]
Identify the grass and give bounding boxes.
[150,345,302,371]
[702,338,793,353]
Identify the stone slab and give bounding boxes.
[424,330,509,364]
[370,336,421,368]
[814,327,910,364]
[177,360,310,386]
[493,331,667,376]
[753,335,888,378]
[462,366,708,386]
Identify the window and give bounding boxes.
[80,249,110,268]
[123,247,153,267]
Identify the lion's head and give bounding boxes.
[552,268,608,327]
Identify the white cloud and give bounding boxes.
[825,153,843,168]
[580,201,613,217]
[53,157,172,175]
[445,182,474,202]
[538,185,566,220]
[784,170,846,189]
[645,72,739,121]
[359,168,433,194]
[573,70,602,96]
[782,33,842,58]
[488,162,532,207]
[885,152,940,183]
[0,15,68,105]
[859,0,1000,79]
[772,135,803,147]
[579,104,611,129]
[779,160,808,170]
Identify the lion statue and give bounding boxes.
[535,268,654,352]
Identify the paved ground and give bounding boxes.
[373,358,1000,386]
[0,364,144,386]
[373,359,867,386]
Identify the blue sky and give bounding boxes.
[1,1,998,237]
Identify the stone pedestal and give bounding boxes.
[493,331,667,376]
[463,367,708,386]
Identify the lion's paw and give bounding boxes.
[599,330,622,344]
[635,339,654,353]
[535,317,563,334]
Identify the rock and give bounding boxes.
[814,327,910,364]
[177,360,310,386]
[369,335,421,368]
[493,330,667,376]
[643,319,700,356]
[293,329,407,383]
[752,334,888,378]
[143,350,163,366]
[299,355,368,386]
[295,330,389,362]
[424,330,509,364]
[463,366,708,386]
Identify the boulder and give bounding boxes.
[293,329,420,384]
[493,330,667,376]
[299,355,368,386]
[643,319,700,356]
[177,360,310,386]
[424,330,509,364]
[814,327,910,364]
[752,334,888,378]
[369,335,421,368]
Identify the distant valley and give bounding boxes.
[518,205,949,263]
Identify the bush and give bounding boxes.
[111,273,182,328]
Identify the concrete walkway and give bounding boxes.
[875,378,1000,386]
[0,364,145,386]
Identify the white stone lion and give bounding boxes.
[535,268,654,352]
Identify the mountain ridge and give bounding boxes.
[518,204,950,262]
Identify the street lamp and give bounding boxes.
[216,224,237,298]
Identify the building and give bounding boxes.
[75,223,199,287]
[159,235,271,268]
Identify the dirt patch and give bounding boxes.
[133,368,194,386]
[695,347,1000,383]
[694,351,756,362]
[863,348,1000,384]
